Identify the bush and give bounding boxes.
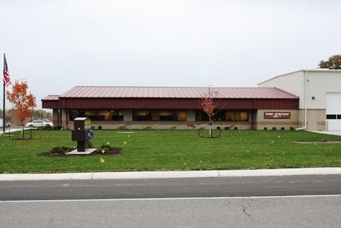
[264,127,267,130]
[224,126,229,130]
[97,143,113,153]
[217,126,221,130]
[234,126,238,130]
[50,146,67,155]
[98,125,102,130]
[281,127,285,130]
[272,127,277,130]
[290,126,295,130]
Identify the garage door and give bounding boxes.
[326,93,341,131]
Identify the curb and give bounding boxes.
[0,168,341,181]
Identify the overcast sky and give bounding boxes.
[1,0,341,109]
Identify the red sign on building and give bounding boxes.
[264,112,290,119]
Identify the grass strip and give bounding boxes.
[0,129,340,173]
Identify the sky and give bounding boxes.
[1,0,341,109]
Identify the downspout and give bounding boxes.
[296,71,307,130]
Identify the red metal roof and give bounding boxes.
[41,95,60,100]
[58,86,298,99]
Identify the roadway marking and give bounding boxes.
[1,194,341,203]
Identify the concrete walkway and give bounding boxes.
[311,130,341,136]
[0,127,35,135]
[1,167,341,181]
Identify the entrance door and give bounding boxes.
[326,93,341,131]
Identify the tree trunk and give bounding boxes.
[21,125,25,139]
[209,121,212,138]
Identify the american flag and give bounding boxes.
[3,54,11,87]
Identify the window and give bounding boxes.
[110,110,123,121]
[195,110,209,121]
[133,110,152,121]
[195,110,248,121]
[326,114,337,119]
[133,110,186,121]
[226,111,248,121]
[69,109,123,121]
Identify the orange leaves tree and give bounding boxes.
[200,86,221,137]
[6,80,37,135]
[200,86,219,124]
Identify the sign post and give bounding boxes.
[71,117,94,152]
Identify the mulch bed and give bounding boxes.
[38,148,122,156]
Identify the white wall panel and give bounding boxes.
[259,70,341,109]
[326,93,341,114]
[306,71,341,109]
[259,71,304,108]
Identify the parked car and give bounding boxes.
[25,119,53,128]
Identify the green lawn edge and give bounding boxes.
[0,129,340,173]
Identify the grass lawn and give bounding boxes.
[0,129,340,173]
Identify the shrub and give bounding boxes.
[272,127,277,130]
[50,147,67,155]
[234,126,238,130]
[264,127,267,130]
[290,126,295,130]
[97,143,113,152]
[224,126,229,130]
[281,127,285,130]
[98,125,102,130]
[217,126,221,130]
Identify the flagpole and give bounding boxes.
[2,53,11,133]
[2,80,5,133]
[3,53,5,133]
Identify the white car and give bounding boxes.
[25,119,53,128]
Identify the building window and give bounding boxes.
[195,110,248,121]
[110,110,124,121]
[213,110,225,121]
[133,110,186,121]
[69,109,123,121]
[85,110,104,120]
[195,110,209,121]
[226,111,249,121]
[133,110,152,121]
[326,114,337,119]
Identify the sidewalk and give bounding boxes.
[311,131,341,136]
[0,127,33,135]
[1,167,341,181]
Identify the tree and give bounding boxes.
[200,86,221,137]
[6,80,37,138]
[318,54,341,69]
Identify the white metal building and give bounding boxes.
[258,69,341,132]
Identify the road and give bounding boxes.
[0,174,341,227]
[0,175,341,200]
